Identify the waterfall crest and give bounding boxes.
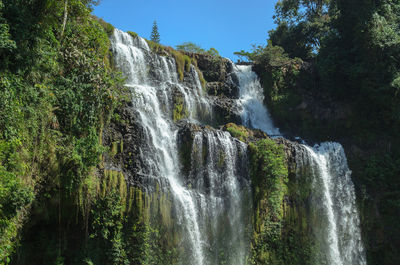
[236,65,281,136]
[111,29,251,265]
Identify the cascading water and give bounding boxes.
[236,65,281,136]
[234,65,366,265]
[111,28,205,264]
[188,130,251,265]
[111,29,251,265]
[111,26,366,264]
[300,143,366,265]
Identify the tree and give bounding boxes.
[150,20,160,43]
[269,0,333,60]
[176,42,220,57]
[206,47,219,57]
[176,42,205,53]
[0,1,15,52]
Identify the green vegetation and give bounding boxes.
[170,49,192,81]
[2,0,398,264]
[249,139,288,226]
[176,42,220,57]
[0,0,122,257]
[127,31,138,39]
[0,0,150,263]
[145,38,169,55]
[222,124,316,264]
[176,42,205,54]
[143,39,206,87]
[150,20,160,43]
[225,123,250,141]
[94,16,115,37]
[237,1,400,264]
[172,95,189,122]
[0,2,189,263]
[249,139,314,265]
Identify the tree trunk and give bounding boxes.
[60,0,68,39]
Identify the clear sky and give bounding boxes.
[93,0,278,60]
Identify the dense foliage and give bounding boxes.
[0,0,133,263]
[248,139,314,265]
[238,0,400,264]
[1,0,398,264]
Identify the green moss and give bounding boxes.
[195,67,207,90]
[127,31,138,39]
[173,95,189,122]
[144,40,189,81]
[111,141,118,157]
[170,50,192,81]
[145,39,170,56]
[217,150,226,168]
[225,123,250,141]
[142,39,207,87]
[248,138,317,264]
[249,139,288,263]
[101,169,127,213]
[110,138,124,158]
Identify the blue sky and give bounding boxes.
[94,0,278,60]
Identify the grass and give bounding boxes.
[225,123,250,141]
[127,31,138,39]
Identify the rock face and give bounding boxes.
[211,97,242,126]
[103,39,322,265]
[197,54,240,99]
[181,52,243,126]
[176,119,305,185]
[102,98,148,188]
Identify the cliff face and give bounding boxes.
[6,25,367,265]
[97,49,320,264]
[254,60,400,265]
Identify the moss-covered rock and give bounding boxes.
[176,122,202,176]
[220,123,316,264]
[248,138,317,265]
[224,123,250,141]
[172,92,189,122]
[127,31,138,39]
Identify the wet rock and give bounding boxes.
[210,96,242,126]
[176,121,249,190]
[102,96,153,189]
[206,72,240,98]
[195,54,230,82]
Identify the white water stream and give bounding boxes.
[111,28,366,265]
[111,29,250,265]
[235,65,366,265]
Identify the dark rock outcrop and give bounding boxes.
[102,98,152,189]
[210,96,242,126]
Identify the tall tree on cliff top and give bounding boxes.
[150,20,160,43]
[270,0,333,60]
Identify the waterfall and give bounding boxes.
[111,27,366,265]
[236,65,281,136]
[111,29,250,265]
[300,143,367,265]
[235,65,366,265]
[188,130,251,265]
[111,29,204,264]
